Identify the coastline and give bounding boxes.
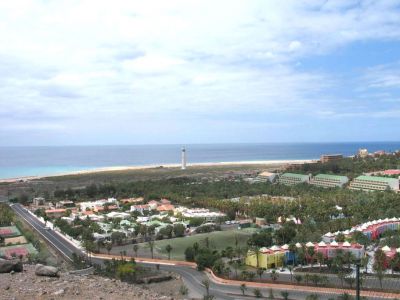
[0,159,316,183]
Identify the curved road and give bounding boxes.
[10,203,399,300]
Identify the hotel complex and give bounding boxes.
[310,174,349,188]
[278,173,311,185]
[349,175,399,192]
[278,172,399,192]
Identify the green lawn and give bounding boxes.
[145,228,256,260]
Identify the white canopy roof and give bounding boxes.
[270,245,280,251]
[382,245,391,252]
[306,242,314,247]
[281,244,289,250]
[318,241,327,247]
[295,242,302,248]
[330,241,339,247]
[342,241,351,247]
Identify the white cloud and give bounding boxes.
[1,0,400,144]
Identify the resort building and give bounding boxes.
[245,246,286,269]
[256,171,277,183]
[130,204,151,214]
[175,207,226,221]
[358,148,369,158]
[245,242,364,269]
[32,197,46,207]
[45,208,67,218]
[119,197,144,204]
[310,174,349,188]
[349,175,399,192]
[322,217,400,242]
[79,198,118,211]
[278,173,311,186]
[320,154,343,163]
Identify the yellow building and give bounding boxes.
[245,247,285,269]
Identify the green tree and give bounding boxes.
[240,283,247,296]
[253,288,262,298]
[165,244,173,260]
[281,291,289,300]
[270,269,279,282]
[133,244,139,257]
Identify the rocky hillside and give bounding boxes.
[0,264,178,300]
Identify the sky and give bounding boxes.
[1,0,400,146]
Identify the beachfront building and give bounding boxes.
[310,174,349,188]
[320,154,343,163]
[358,148,369,158]
[349,175,399,192]
[278,173,311,186]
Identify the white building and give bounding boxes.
[106,211,131,219]
[176,207,226,221]
[79,198,118,211]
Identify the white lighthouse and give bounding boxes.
[181,147,187,170]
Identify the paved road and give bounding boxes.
[10,203,84,262]
[10,203,399,300]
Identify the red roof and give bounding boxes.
[156,204,175,211]
[45,209,66,213]
[383,169,400,175]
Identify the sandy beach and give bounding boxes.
[0,159,315,183]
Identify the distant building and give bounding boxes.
[278,173,311,186]
[130,204,151,214]
[383,170,400,176]
[56,200,75,208]
[45,208,66,218]
[310,174,349,188]
[358,148,369,158]
[181,147,187,170]
[119,197,144,204]
[257,171,277,182]
[32,197,46,207]
[349,175,399,192]
[320,154,343,163]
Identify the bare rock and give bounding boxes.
[35,264,60,277]
[0,258,23,273]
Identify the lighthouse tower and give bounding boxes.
[181,147,187,170]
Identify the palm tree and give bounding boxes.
[165,244,173,260]
[232,261,241,279]
[281,291,289,300]
[287,265,293,282]
[270,269,279,282]
[294,274,303,284]
[251,246,261,268]
[240,283,247,296]
[202,279,210,297]
[147,240,155,259]
[133,244,139,257]
[361,255,369,273]
[256,267,264,280]
[105,242,112,255]
[343,251,355,269]
[316,252,324,271]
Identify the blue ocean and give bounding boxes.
[1,142,400,179]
